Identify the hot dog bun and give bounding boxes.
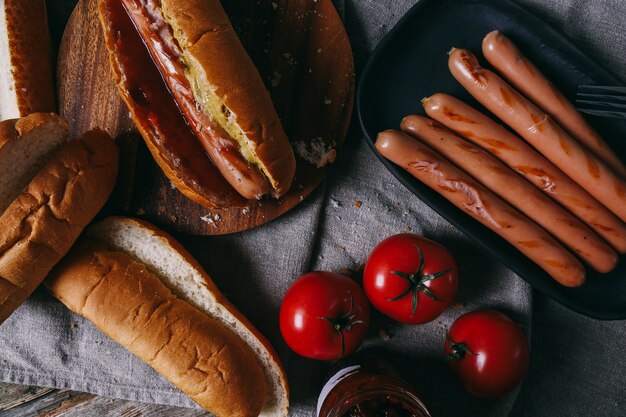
[0,113,69,214]
[99,0,296,204]
[0,0,56,119]
[45,216,289,417]
[159,0,296,197]
[0,125,118,324]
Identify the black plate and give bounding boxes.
[357,0,626,319]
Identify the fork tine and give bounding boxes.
[578,85,626,94]
[575,100,626,110]
[577,85,626,119]
[577,108,626,120]
[576,93,626,102]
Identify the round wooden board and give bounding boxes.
[57,0,354,235]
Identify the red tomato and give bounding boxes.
[363,234,458,324]
[279,272,370,361]
[443,309,530,398]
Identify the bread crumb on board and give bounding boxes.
[200,213,221,227]
[353,200,362,208]
[294,137,336,168]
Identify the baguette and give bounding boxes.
[0,0,56,119]
[99,0,296,203]
[46,216,289,417]
[0,127,118,323]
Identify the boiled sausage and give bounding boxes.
[376,129,586,287]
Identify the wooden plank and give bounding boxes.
[0,382,209,417]
[0,384,55,410]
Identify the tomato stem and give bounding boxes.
[387,246,451,317]
[319,291,365,360]
[445,333,478,362]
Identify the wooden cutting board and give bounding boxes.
[57,0,354,235]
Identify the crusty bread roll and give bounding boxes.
[0,127,118,324]
[99,0,296,204]
[46,216,289,417]
[0,0,56,119]
[0,113,69,214]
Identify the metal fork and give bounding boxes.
[576,85,626,120]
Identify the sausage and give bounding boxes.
[482,30,626,177]
[401,115,617,272]
[448,48,626,223]
[423,93,626,253]
[375,129,586,287]
[121,0,272,200]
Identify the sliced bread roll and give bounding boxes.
[0,128,118,323]
[0,113,69,215]
[0,0,56,119]
[46,216,289,417]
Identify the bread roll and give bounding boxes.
[0,0,56,119]
[0,129,118,323]
[0,113,69,214]
[46,216,289,417]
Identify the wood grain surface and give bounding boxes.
[0,382,208,416]
[57,0,354,235]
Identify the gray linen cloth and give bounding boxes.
[509,1,626,416]
[0,0,622,416]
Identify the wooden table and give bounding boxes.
[0,1,206,415]
[0,384,207,416]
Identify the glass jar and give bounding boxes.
[317,355,431,417]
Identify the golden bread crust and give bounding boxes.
[0,113,70,215]
[0,113,67,152]
[0,130,118,324]
[98,0,245,209]
[4,0,56,115]
[161,0,295,196]
[0,119,18,151]
[46,237,268,417]
[103,216,290,413]
[13,112,68,137]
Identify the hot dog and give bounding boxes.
[401,115,617,273]
[99,0,296,202]
[482,31,626,177]
[423,93,626,253]
[376,129,585,287]
[448,48,626,223]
